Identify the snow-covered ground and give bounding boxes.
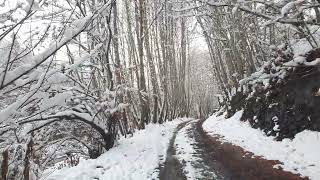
[41,118,190,180]
[203,110,320,180]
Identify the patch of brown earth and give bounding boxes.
[197,120,309,180]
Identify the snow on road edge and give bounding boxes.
[42,118,190,180]
[203,111,320,180]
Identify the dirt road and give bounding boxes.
[159,120,307,180]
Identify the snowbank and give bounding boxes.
[203,111,320,180]
[42,119,190,180]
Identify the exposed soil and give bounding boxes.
[184,121,233,180]
[196,119,309,180]
[159,120,232,180]
[159,119,309,180]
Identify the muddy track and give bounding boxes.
[196,119,308,180]
[159,121,190,180]
[189,121,233,180]
[159,120,232,180]
[159,120,308,180]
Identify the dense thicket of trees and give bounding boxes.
[1,0,320,179]
[191,0,320,101]
[0,0,217,179]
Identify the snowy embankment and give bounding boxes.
[42,119,190,180]
[203,111,320,180]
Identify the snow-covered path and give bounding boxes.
[160,118,307,180]
[42,119,192,180]
[159,120,231,180]
[43,117,308,180]
[44,118,228,180]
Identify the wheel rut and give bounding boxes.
[159,120,232,180]
[159,119,307,180]
[159,121,190,180]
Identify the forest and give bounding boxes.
[0,0,320,179]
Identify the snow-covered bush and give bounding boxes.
[0,1,126,179]
[228,30,320,140]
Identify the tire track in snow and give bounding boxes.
[159,120,232,180]
[159,121,190,180]
[175,120,232,180]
